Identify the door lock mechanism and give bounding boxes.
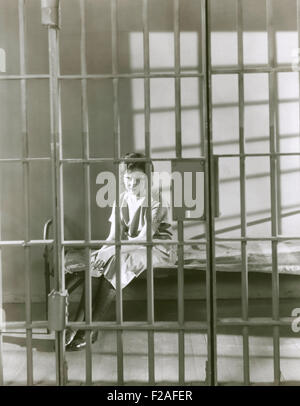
[48,289,68,331]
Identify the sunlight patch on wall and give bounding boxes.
[129,32,199,71]
[180,32,199,71]
[243,32,268,65]
[276,31,298,65]
[211,32,238,66]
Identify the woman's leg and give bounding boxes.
[74,285,85,321]
[65,276,98,346]
[65,282,86,345]
[92,277,116,322]
[66,276,116,351]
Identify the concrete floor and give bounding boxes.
[1,299,300,385]
[2,330,300,385]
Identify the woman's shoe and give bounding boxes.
[65,328,77,346]
[92,330,98,344]
[66,330,98,352]
[66,334,86,351]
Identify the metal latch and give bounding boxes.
[41,0,60,28]
[48,289,68,331]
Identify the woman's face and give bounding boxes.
[123,169,147,196]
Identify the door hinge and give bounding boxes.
[41,0,60,28]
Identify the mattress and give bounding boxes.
[181,240,300,275]
[63,240,300,276]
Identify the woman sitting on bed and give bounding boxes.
[66,152,176,351]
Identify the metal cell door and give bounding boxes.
[43,0,217,385]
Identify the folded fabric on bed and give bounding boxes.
[181,240,300,275]
[63,240,300,276]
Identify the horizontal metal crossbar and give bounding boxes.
[58,73,204,80]
[211,65,298,74]
[1,152,300,165]
[0,317,294,334]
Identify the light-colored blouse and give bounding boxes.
[108,190,173,242]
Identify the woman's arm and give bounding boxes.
[119,215,161,253]
[98,222,115,251]
[95,223,153,263]
[93,223,116,268]
[125,204,166,245]
[94,204,167,264]
[106,222,116,242]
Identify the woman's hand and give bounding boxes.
[93,245,115,269]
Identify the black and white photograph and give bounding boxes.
[1,0,300,390]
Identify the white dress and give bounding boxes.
[94,190,177,289]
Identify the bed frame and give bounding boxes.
[43,218,300,320]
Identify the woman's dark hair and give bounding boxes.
[123,152,154,173]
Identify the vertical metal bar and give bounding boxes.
[79,0,92,385]
[297,0,300,252]
[199,2,205,157]
[0,177,3,385]
[111,0,123,385]
[18,0,33,386]
[275,87,282,235]
[45,2,66,385]
[174,0,182,157]
[271,9,281,237]
[237,0,250,385]
[174,0,185,385]
[143,0,155,385]
[266,0,280,385]
[57,27,66,387]
[203,0,217,386]
[199,77,205,157]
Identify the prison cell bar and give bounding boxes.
[266,0,281,385]
[0,158,51,163]
[297,13,300,362]
[0,271,2,384]
[17,0,34,386]
[111,0,124,385]
[1,316,296,333]
[213,152,300,157]
[57,73,205,79]
[200,4,206,158]
[0,64,290,80]
[298,0,300,178]
[236,0,250,385]
[211,66,298,74]
[203,0,217,386]
[0,320,208,333]
[173,0,186,385]
[62,240,208,246]
[267,10,281,379]
[58,28,68,387]
[56,152,300,162]
[142,0,155,385]
[0,239,207,248]
[274,82,282,237]
[45,0,67,385]
[4,231,300,247]
[0,74,50,80]
[79,0,93,385]
[297,5,300,320]
[0,161,3,384]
